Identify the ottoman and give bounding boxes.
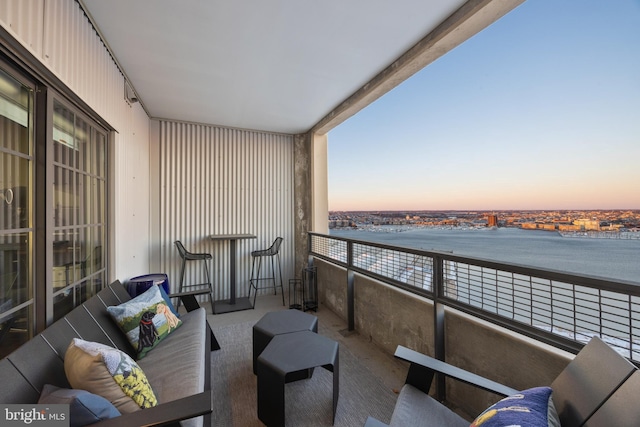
[257,331,339,427]
[253,309,318,374]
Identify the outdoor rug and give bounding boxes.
[210,321,396,426]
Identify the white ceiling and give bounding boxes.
[80,0,471,134]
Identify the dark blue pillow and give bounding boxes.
[38,384,121,427]
[470,386,560,427]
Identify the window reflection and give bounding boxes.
[0,67,33,358]
[52,101,106,319]
[1,65,108,358]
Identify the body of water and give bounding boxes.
[330,227,640,284]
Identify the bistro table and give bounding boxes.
[209,233,256,313]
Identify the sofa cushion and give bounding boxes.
[390,384,469,427]
[138,308,206,399]
[38,384,121,427]
[107,285,182,359]
[470,386,560,427]
[64,338,158,413]
[138,307,207,427]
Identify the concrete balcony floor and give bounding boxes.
[205,293,410,426]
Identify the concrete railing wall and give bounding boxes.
[444,310,571,416]
[314,256,573,417]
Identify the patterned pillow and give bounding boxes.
[107,285,182,359]
[38,384,121,427]
[158,285,180,318]
[64,338,158,413]
[470,387,560,427]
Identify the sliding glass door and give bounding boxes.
[52,100,106,321]
[0,62,108,358]
[0,66,34,355]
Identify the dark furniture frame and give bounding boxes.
[0,280,220,427]
[249,237,285,308]
[252,309,318,374]
[365,336,639,427]
[257,330,339,427]
[174,240,215,313]
[208,233,257,313]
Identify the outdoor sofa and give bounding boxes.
[0,280,219,427]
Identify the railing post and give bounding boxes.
[347,240,355,331]
[433,255,446,401]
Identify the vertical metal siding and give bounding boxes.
[0,0,128,134]
[1,0,154,279]
[0,0,44,56]
[43,0,124,122]
[159,121,294,301]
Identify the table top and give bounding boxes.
[254,309,318,336]
[209,233,257,240]
[258,331,338,374]
[128,273,168,284]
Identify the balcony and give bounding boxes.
[209,294,405,426]
[208,232,639,425]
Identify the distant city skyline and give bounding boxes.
[328,0,640,211]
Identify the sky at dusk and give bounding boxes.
[328,0,640,212]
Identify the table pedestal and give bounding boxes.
[209,234,256,314]
[214,297,253,313]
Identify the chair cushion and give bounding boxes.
[64,338,158,413]
[107,285,182,359]
[390,384,469,427]
[38,384,121,427]
[470,386,560,427]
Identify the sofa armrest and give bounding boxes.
[394,346,518,397]
[168,292,221,351]
[169,289,210,312]
[92,391,212,427]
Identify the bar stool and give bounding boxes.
[249,237,285,307]
[174,240,214,313]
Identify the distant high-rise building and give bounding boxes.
[487,214,498,227]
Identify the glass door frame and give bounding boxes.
[0,56,39,338]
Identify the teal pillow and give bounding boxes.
[107,285,182,359]
[470,387,560,427]
[38,384,121,426]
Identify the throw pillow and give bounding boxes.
[158,284,180,318]
[107,285,182,359]
[470,386,560,427]
[38,384,121,427]
[64,338,158,413]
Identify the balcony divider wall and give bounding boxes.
[152,120,296,302]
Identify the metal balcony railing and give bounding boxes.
[309,232,640,364]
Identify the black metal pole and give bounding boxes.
[433,255,446,401]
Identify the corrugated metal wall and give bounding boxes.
[0,0,154,279]
[1,0,300,296]
[157,121,295,301]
